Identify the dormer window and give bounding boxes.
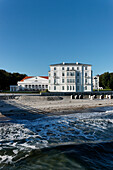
[85,66,87,70]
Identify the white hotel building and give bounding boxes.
[10,76,48,92]
[48,62,93,92]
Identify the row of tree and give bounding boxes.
[99,72,113,90]
[0,69,26,91]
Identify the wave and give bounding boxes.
[1,140,113,169]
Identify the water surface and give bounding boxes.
[0,107,113,169]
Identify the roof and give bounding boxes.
[20,76,34,82]
[20,76,48,82]
[39,76,48,79]
[50,62,92,66]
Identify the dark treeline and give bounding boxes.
[99,72,113,90]
[0,69,27,90]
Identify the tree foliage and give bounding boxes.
[0,69,27,90]
[99,72,113,90]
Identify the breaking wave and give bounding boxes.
[1,107,113,169]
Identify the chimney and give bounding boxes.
[76,62,78,65]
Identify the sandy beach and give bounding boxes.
[0,95,113,120]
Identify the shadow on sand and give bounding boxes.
[0,98,49,130]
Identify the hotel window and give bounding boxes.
[70,72,74,76]
[54,86,56,90]
[77,86,79,91]
[85,73,87,77]
[72,67,74,70]
[62,86,64,90]
[29,85,31,88]
[39,85,41,88]
[62,67,64,70]
[62,72,65,76]
[49,80,51,83]
[42,85,44,88]
[85,86,87,90]
[85,79,87,84]
[54,79,56,84]
[67,86,69,90]
[62,79,65,83]
[46,85,48,88]
[73,86,74,90]
[70,79,73,83]
[77,72,79,76]
[25,85,27,88]
[35,85,38,88]
[67,79,69,83]
[32,85,34,88]
[67,72,69,76]
[77,67,79,70]
[67,67,69,71]
[54,72,56,76]
[70,86,72,90]
[77,79,79,83]
[54,67,56,70]
[49,86,51,90]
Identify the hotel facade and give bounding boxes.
[48,62,93,92]
[10,76,48,92]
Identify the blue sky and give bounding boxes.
[0,0,113,76]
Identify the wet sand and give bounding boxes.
[0,95,113,121]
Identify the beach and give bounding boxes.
[0,95,113,120]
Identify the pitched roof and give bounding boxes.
[20,76,48,82]
[20,76,34,82]
[39,76,48,79]
[50,62,92,66]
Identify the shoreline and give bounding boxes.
[0,96,113,121]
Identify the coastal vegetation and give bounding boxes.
[0,69,26,91]
[99,72,113,90]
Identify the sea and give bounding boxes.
[0,106,113,169]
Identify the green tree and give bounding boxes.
[0,69,27,90]
[99,72,113,90]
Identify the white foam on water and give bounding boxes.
[0,155,13,164]
[1,108,113,165]
[13,149,18,154]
